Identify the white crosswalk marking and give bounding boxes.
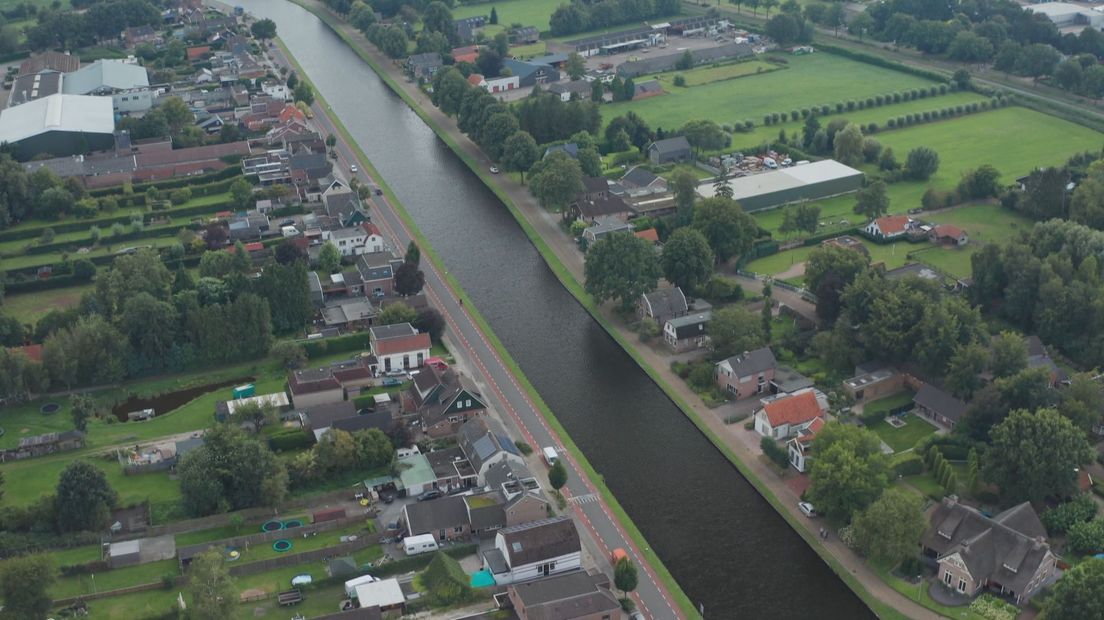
[568,493,599,505]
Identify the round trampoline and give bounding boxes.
[40,403,60,415]
[226,548,241,561]
[272,539,293,553]
[283,519,304,529]
[261,520,284,532]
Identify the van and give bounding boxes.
[403,534,439,556]
[542,446,559,466]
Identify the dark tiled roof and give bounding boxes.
[304,401,357,429]
[511,570,619,620]
[642,287,687,321]
[404,495,468,535]
[620,166,662,189]
[648,136,690,155]
[576,195,630,220]
[459,417,520,472]
[720,346,777,377]
[500,516,580,567]
[913,384,967,423]
[332,410,394,434]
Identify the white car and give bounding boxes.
[798,501,817,518]
[489,166,500,174]
[350,164,358,173]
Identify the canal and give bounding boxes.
[237,2,873,616]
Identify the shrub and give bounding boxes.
[969,594,1018,620]
[865,97,875,107]
[820,105,829,115]
[268,429,312,452]
[899,556,924,577]
[866,122,878,133]
[514,441,533,456]
[835,102,844,113]
[875,94,884,106]
[791,110,799,121]
[847,100,856,110]
[1041,494,1097,534]
[760,437,790,469]
[929,85,938,96]
[894,455,923,476]
[764,114,773,125]
[673,74,686,87]
[801,108,810,118]
[688,363,715,391]
[887,118,896,128]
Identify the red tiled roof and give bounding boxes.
[278,104,306,124]
[874,215,910,236]
[362,222,382,236]
[17,344,43,362]
[186,45,211,60]
[467,73,485,86]
[373,333,431,356]
[797,416,826,444]
[634,228,659,243]
[763,391,822,428]
[932,224,965,239]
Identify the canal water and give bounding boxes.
[238,2,873,616]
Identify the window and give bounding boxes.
[958,578,967,593]
[943,572,953,586]
[465,399,472,408]
[402,354,409,368]
[454,526,463,533]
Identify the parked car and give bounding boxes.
[385,369,408,378]
[798,501,817,518]
[280,219,295,227]
[489,166,500,174]
[381,377,403,387]
[417,489,442,502]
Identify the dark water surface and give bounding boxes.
[239,3,874,616]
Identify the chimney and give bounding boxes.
[945,494,959,507]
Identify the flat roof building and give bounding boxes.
[696,160,863,211]
[0,94,115,159]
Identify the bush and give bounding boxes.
[760,436,790,468]
[673,75,686,87]
[688,363,715,392]
[1041,494,1097,534]
[514,441,533,456]
[268,429,312,452]
[893,455,924,476]
[898,556,924,577]
[969,594,1018,620]
[698,275,743,302]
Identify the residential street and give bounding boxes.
[262,31,688,620]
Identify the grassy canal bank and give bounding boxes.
[269,23,700,619]
[283,2,914,618]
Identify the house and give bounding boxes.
[369,323,431,372]
[544,143,578,160]
[841,367,903,402]
[715,347,777,400]
[502,59,560,87]
[401,367,487,438]
[572,185,631,223]
[299,401,358,441]
[18,51,80,76]
[632,79,663,100]
[548,80,593,102]
[484,75,520,93]
[619,166,668,197]
[582,216,633,245]
[454,16,487,44]
[63,59,152,113]
[863,215,912,241]
[509,26,540,45]
[508,570,621,620]
[754,390,825,439]
[356,252,402,298]
[406,52,443,81]
[787,416,825,473]
[930,224,968,246]
[123,25,162,47]
[638,286,688,327]
[0,94,115,160]
[402,495,472,542]
[425,446,479,492]
[458,417,525,485]
[322,227,373,257]
[663,311,711,352]
[451,45,480,65]
[921,497,1057,605]
[321,180,369,228]
[467,73,487,89]
[482,516,581,585]
[287,367,345,409]
[647,136,692,165]
[288,152,333,187]
[913,384,967,429]
[484,459,543,505]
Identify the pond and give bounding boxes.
[109,377,254,422]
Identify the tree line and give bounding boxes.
[550,0,682,37]
[25,0,162,50]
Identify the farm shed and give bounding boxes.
[696,160,864,211]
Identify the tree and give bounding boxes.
[670,167,698,223]
[404,241,420,267]
[945,342,988,399]
[293,81,315,106]
[414,307,446,341]
[253,260,313,333]
[43,315,128,388]
[953,68,972,90]
[489,6,498,24]
[275,239,307,265]
[0,554,54,620]
[178,424,288,516]
[378,26,409,59]
[878,147,900,172]
[1045,558,1104,620]
[271,341,307,369]
[318,241,342,274]
[501,131,540,182]
[55,460,117,532]
[614,557,638,595]
[709,306,765,360]
[1017,43,1059,81]
[1055,59,1084,91]
[394,261,426,296]
[529,152,584,212]
[990,331,1027,378]
[766,13,801,46]
[661,228,714,292]
[188,548,236,620]
[590,79,604,102]
[1059,372,1103,433]
[565,52,585,80]
[377,301,417,326]
[229,178,254,211]
[479,111,518,160]
[35,187,74,219]
[692,197,757,263]
[947,31,993,63]
[904,147,940,181]
[1070,162,1104,230]
[249,17,277,38]
[422,1,454,36]
[122,292,179,364]
[853,180,889,220]
[680,119,729,153]
[983,409,1094,504]
[805,246,868,322]
[833,123,864,166]
[851,490,927,565]
[584,233,660,311]
[548,459,567,489]
[807,423,890,520]
[70,393,99,432]
[158,97,194,135]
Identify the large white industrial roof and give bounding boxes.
[1026,2,1086,16]
[696,159,862,200]
[62,59,149,95]
[0,93,114,144]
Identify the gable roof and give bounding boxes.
[304,400,357,430]
[332,410,393,434]
[872,215,911,236]
[762,390,822,428]
[620,166,662,189]
[913,384,967,423]
[499,516,580,567]
[459,417,520,472]
[581,175,607,194]
[635,228,659,243]
[719,346,776,377]
[666,311,711,339]
[373,332,431,356]
[648,136,690,155]
[19,52,80,76]
[544,143,578,159]
[932,224,965,239]
[510,570,619,620]
[642,287,687,320]
[404,495,469,535]
[502,58,553,80]
[63,60,149,95]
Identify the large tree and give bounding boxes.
[0,554,54,620]
[691,197,757,263]
[661,228,714,293]
[584,233,661,311]
[253,260,312,333]
[318,241,342,274]
[250,17,277,40]
[905,147,940,181]
[709,306,765,361]
[55,461,117,532]
[1044,556,1104,620]
[529,152,584,212]
[807,423,890,521]
[501,131,541,183]
[178,425,288,516]
[669,168,698,223]
[804,245,868,320]
[187,548,236,620]
[680,119,729,153]
[945,342,989,399]
[394,261,426,296]
[853,180,889,220]
[990,330,1027,378]
[121,292,178,364]
[95,248,173,317]
[983,409,1094,504]
[833,123,864,166]
[377,301,417,326]
[42,314,128,389]
[851,489,927,566]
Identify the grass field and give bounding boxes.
[601,53,936,132]
[452,0,557,32]
[678,60,780,86]
[3,283,94,324]
[869,414,936,453]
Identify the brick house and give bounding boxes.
[754,390,825,440]
[913,384,967,429]
[400,367,487,437]
[715,347,777,400]
[508,570,620,620]
[368,323,431,372]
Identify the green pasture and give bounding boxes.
[452,0,559,33]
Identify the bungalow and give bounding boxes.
[299,401,358,441]
[369,323,431,372]
[913,383,967,429]
[458,417,525,485]
[482,516,581,585]
[664,311,711,352]
[646,136,692,165]
[508,570,620,620]
[930,224,968,246]
[715,347,777,400]
[484,459,543,503]
[863,215,912,241]
[1025,335,1069,386]
[400,366,487,438]
[123,24,162,47]
[548,80,593,102]
[921,497,1056,605]
[754,390,825,440]
[786,416,825,473]
[638,286,688,327]
[402,495,473,542]
[582,215,633,245]
[619,166,668,197]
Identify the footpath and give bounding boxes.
[290,4,950,618]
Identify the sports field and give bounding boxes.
[601,53,937,131]
[453,0,559,32]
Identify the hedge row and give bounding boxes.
[373,544,479,578]
[816,42,950,84]
[87,165,244,198]
[761,84,954,126]
[801,227,860,247]
[302,333,370,358]
[269,429,313,452]
[885,96,1010,130]
[893,454,924,477]
[21,224,190,256]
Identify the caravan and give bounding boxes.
[343,574,378,598]
[403,533,439,556]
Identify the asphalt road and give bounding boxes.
[264,43,687,620]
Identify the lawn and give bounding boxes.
[924,203,1033,247]
[678,60,780,86]
[869,559,989,620]
[2,283,94,324]
[862,391,915,417]
[869,413,937,453]
[601,53,936,132]
[745,237,916,279]
[53,559,179,599]
[452,0,559,32]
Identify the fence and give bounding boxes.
[178,513,368,566]
[53,578,180,607]
[227,537,375,577]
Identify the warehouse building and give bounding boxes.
[696,160,863,211]
[1025,3,1104,29]
[0,93,115,159]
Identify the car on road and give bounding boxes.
[798,501,817,518]
[489,166,500,174]
[350,164,358,173]
[417,490,442,502]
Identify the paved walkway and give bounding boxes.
[259,14,686,619]
[274,4,946,617]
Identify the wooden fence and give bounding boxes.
[178,513,370,567]
[228,537,375,577]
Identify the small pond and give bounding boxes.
[110,376,255,422]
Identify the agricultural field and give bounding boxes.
[601,53,937,132]
[2,283,94,324]
[453,0,558,32]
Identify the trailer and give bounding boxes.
[402,534,439,556]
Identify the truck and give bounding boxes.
[403,534,439,556]
[542,446,559,466]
